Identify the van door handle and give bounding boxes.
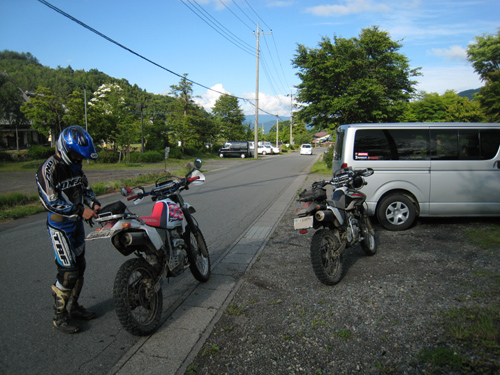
[495,161,500,169]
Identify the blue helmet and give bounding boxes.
[57,126,97,166]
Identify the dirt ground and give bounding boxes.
[186,173,500,374]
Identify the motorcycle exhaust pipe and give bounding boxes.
[120,232,147,247]
[315,210,334,222]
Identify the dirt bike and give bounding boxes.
[86,159,210,336]
[294,167,376,285]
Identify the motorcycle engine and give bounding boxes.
[346,217,360,246]
[168,231,188,276]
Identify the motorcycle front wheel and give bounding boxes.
[113,258,163,336]
[310,229,344,285]
[185,225,211,282]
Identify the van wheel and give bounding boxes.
[262,151,267,155]
[377,194,416,231]
[219,153,224,158]
[240,154,246,158]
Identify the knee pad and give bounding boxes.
[56,268,80,290]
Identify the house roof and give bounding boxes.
[313,131,329,138]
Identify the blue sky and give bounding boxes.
[2,0,498,116]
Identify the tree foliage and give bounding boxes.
[212,94,246,140]
[467,29,500,122]
[399,91,486,123]
[292,26,421,130]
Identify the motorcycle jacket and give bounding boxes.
[36,153,100,219]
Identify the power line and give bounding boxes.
[37,0,289,120]
[180,0,255,56]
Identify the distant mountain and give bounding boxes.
[244,115,290,133]
[458,88,481,100]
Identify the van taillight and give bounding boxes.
[341,163,348,169]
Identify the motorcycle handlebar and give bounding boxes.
[125,175,200,202]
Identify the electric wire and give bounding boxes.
[37,0,288,120]
[218,0,253,32]
[180,0,255,56]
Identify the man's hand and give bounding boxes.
[82,208,98,220]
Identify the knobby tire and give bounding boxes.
[113,258,163,336]
[310,229,344,285]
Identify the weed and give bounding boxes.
[186,364,199,373]
[335,329,353,340]
[268,299,283,305]
[225,302,244,316]
[202,344,220,357]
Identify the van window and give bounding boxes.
[481,130,500,159]
[431,129,500,160]
[353,129,429,161]
[333,130,344,161]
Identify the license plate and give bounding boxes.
[86,221,116,241]
[294,216,313,230]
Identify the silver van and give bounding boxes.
[333,123,500,230]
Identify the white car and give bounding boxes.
[300,144,313,155]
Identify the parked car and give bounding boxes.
[249,142,272,155]
[218,141,252,158]
[260,141,280,154]
[300,144,313,155]
[332,122,500,230]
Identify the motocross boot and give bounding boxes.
[51,284,80,334]
[67,278,97,320]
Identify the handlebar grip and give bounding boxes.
[187,176,200,183]
[127,194,139,201]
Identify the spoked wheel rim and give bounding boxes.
[191,231,209,275]
[125,266,160,327]
[320,236,341,277]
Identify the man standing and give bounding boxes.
[36,126,101,334]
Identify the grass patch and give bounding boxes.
[465,223,500,249]
[310,160,331,175]
[225,302,244,316]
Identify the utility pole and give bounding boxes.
[253,23,271,159]
[287,91,294,146]
[276,115,279,149]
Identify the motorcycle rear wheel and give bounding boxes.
[186,225,211,282]
[360,217,377,256]
[113,258,163,336]
[310,229,344,285]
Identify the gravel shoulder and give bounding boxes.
[186,173,500,374]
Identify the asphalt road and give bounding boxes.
[0,152,319,374]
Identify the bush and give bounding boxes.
[168,148,183,159]
[27,145,54,160]
[97,149,119,163]
[323,147,333,169]
[130,150,164,163]
[0,151,12,162]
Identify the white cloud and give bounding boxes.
[415,65,482,94]
[241,92,293,117]
[193,84,229,112]
[305,0,391,16]
[195,85,293,116]
[427,45,468,62]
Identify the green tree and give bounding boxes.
[0,72,29,149]
[467,29,500,122]
[212,94,246,140]
[63,90,86,127]
[20,86,66,144]
[292,26,420,130]
[168,74,198,152]
[87,83,130,146]
[399,91,486,123]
